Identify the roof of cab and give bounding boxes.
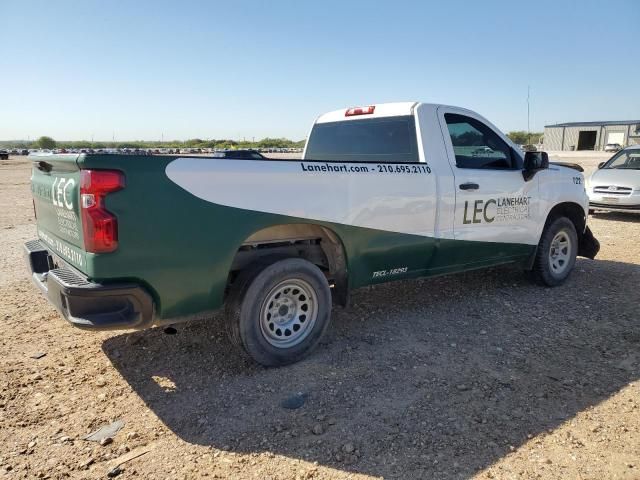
[315,102,419,124]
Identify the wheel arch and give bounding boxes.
[527,201,588,270]
[544,202,587,236]
[228,223,350,306]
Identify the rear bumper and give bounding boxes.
[24,239,154,330]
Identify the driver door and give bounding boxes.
[437,106,539,265]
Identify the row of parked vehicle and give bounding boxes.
[0,148,30,156]
[0,146,304,157]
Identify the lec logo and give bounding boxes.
[51,177,75,211]
[463,199,495,224]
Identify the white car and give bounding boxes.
[603,143,622,152]
[587,145,640,212]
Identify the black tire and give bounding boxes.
[527,216,578,287]
[225,258,332,367]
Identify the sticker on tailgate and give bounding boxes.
[38,228,85,269]
[38,175,82,241]
[52,177,76,210]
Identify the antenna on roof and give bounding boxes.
[527,85,531,145]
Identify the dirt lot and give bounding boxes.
[1,156,638,479]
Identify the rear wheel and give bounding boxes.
[527,216,578,286]
[225,258,332,366]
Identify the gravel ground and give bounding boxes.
[0,156,638,479]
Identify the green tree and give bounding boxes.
[507,131,543,145]
[36,136,56,149]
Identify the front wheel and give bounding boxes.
[225,258,332,366]
[527,217,578,287]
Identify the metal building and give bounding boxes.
[543,120,640,151]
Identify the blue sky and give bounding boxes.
[1,0,638,141]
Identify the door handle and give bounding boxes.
[459,182,479,191]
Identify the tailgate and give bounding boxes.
[30,154,87,272]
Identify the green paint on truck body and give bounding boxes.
[31,154,534,321]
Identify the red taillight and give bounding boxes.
[80,170,125,253]
[345,105,375,117]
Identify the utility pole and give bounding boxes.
[527,85,531,145]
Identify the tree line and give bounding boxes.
[0,136,306,150]
[506,131,543,145]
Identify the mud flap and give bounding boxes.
[578,226,600,259]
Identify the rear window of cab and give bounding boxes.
[305,115,419,163]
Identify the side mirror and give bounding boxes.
[523,151,549,181]
[598,162,605,169]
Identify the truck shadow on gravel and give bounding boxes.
[103,259,640,479]
[590,212,640,223]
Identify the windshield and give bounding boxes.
[604,150,640,169]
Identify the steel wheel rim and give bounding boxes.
[549,230,572,275]
[259,279,318,348]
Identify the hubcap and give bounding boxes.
[260,279,318,348]
[549,230,572,275]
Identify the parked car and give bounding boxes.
[521,144,537,152]
[587,145,640,213]
[604,143,622,152]
[25,102,599,366]
[0,150,8,160]
[471,146,494,156]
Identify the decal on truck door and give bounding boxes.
[463,196,532,224]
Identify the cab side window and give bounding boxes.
[445,113,515,170]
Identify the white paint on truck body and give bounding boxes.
[166,158,438,238]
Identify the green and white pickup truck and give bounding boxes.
[25,102,599,366]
